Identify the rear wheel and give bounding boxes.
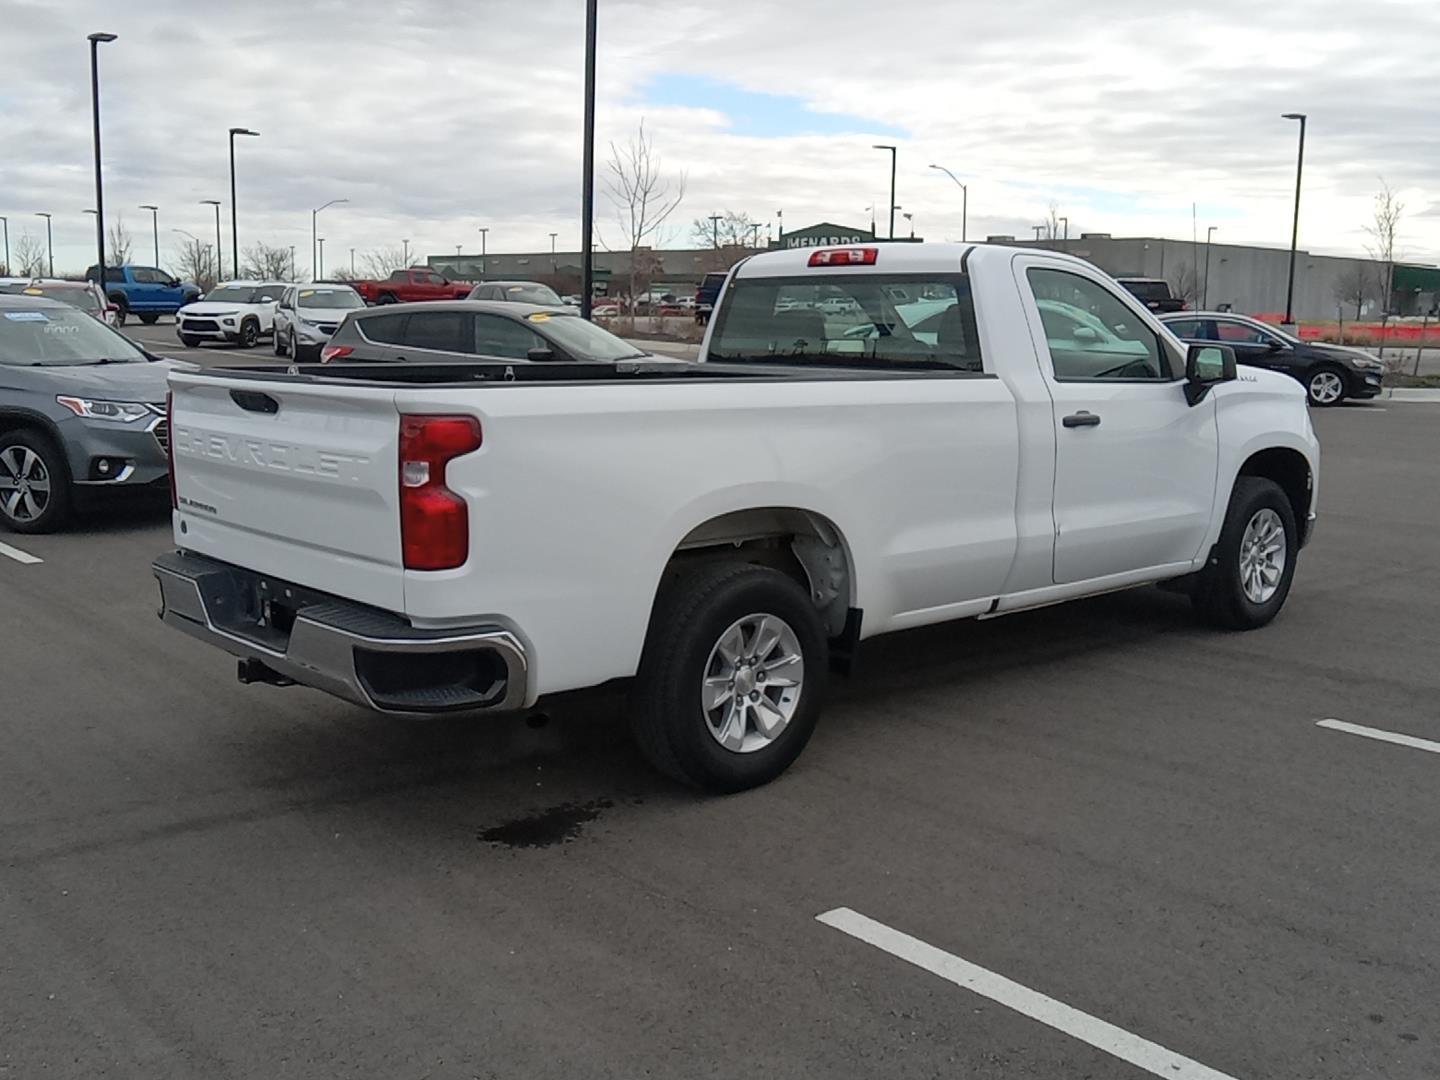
[138,313,159,325]
[376,292,398,305]
[0,430,72,534]
[273,326,288,356]
[630,562,827,792]
[1306,366,1346,407]
[1193,477,1297,630]
[110,298,128,326]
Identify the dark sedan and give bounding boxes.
[0,294,180,532]
[1160,311,1384,406]
[318,300,653,365]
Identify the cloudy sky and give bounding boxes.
[2,0,1437,277]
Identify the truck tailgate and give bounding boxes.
[168,370,406,612]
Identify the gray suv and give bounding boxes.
[0,294,180,533]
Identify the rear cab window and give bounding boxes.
[707,273,983,373]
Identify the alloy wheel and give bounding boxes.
[701,613,805,753]
[0,445,52,524]
[1239,507,1287,604]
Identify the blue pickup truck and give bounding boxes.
[84,264,201,326]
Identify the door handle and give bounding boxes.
[1063,411,1101,428]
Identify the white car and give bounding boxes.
[156,241,1318,793]
[272,283,365,362]
[176,281,286,349]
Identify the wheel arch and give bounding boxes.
[0,407,66,446]
[1237,446,1312,532]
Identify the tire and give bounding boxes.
[0,429,73,534]
[1306,365,1346,407]
[630,561,828,793]
[273,326,287,356]
[179,334,203,348]
[293,334,317,362]
[110,298,128,326]
[139,313,159,325]
[376,292,398,305]
[237,318,259,348]
[1192,477,1297,630]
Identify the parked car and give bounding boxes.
[175,281,286,349]
[1160,310,1384,406]
[350,267,471,305]
[84,264,201,326]
[1115,277,1185,313]
[695,272,728,324]
[0,294,180,533]
[316,300,651,364]
[0,279,117,326]
[272,283,365,361]
[156,241,1317,793]
[466,281,576,312]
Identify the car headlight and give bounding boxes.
[56,396,151,422]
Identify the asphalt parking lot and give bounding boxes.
[2,398,1437,1078]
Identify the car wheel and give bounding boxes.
[237,319,259,348]
[179,334,203,348]
[0,430,73,534]
[273,327,286,356]
[376,292,398,305]
[139,313,159,325]
[110,300,128,327]
[630,561,828,792]
[1306,366,1346,407]
[1192,477,1297,630]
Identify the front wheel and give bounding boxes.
[236,319,259,348]
[630,562,828,792]
[138,313,160,325]
[0,430,72,534]
[1193,477,1297,630]
[179,334,202,348]
[1306,366,1346,407]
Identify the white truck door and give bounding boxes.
[1014,258,1219,584]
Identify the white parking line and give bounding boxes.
[1316,718,1440,755]
[817,908,1239,1080]
[0,540,43,565]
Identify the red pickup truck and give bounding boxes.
[350,267,472,305]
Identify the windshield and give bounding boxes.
[538,314,648,361]
[708,274,983,372]
[501,283,562,305]
[0,305,146,365]
[297,288,363,310]
[204,285,264,303]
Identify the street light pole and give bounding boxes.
[311,198,348,280]
[1059,216,1069,245]
[478,227,488,276]
[580,0,597,319]
[88,32,117,294]
[0,216,9,275]
[549,231,558,273]
[1203,225,1218,309]
[776,209,783,244]
[139,205,159,265]
[36,213,53,277]
[1032,225,1044,241]
[228,127,258,278]
[873,145,897,239]
[1282,112,1306,325]
[350,247,355,276]
[200,200,222,283]
[317,238,325,279]
[402,239,410,266]
[709,214,722,249]
[928,165,968,243]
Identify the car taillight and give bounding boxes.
[808,247,878,267]
[399,414,482,571]
[319,345,352,364]
[166,390,176,509]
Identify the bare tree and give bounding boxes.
[1167,261,1200,307]
[604,120,686,296]
[690,211,759,249]
[107,217,134,265]
[1363,179,1404,315]
[359,247,407,279]
[11,232,47,277]
[239,242,292,281]
[174,237,219,293]
[1333,263,1372,324]
[1042,201,1064,241]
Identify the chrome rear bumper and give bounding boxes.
[153,551,527,714]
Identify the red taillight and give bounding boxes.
[166,390,176,509]
[808,247,878,267]
[319,345,352,364]
[399,414,482,571]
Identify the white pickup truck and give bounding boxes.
[154,242,1319,792]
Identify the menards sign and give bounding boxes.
[781,222,875,249]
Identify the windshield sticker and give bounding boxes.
[21,287,43,295]
[527,312,551,322]
[4,311,49,322]
[299,290,316,298]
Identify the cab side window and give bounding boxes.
[1026,268,1170,381]
[473,314,544,359]
[1215,320,1271,345]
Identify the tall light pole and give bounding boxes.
[549,231,558,273]
[580,0,597,318]
[228,127,258,278]
[0,216,9,275]
[776,209,783,244]
[311,198,348,280]
[1281,113,1306,325]
[87,32,118,293]
[1203,226,1218,309]
[317,238,325,279]
[199,200,222,282]
[709,213,723,249]
[35,213,53,277]
[139,205,159,265]
[478,226,488,276]
[1059,215,1069,245]
[928,164,968,243]
[350,247,355,276]
[873,145,897,239]
[1032,225,1044,241]
[402,238,410,266]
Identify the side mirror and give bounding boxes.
[1266,339,1288,352]
[1185,343,1237,405]
[1072,326,1101,343]
[526,346,557,362]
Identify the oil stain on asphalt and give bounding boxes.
[478,798,615,849]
